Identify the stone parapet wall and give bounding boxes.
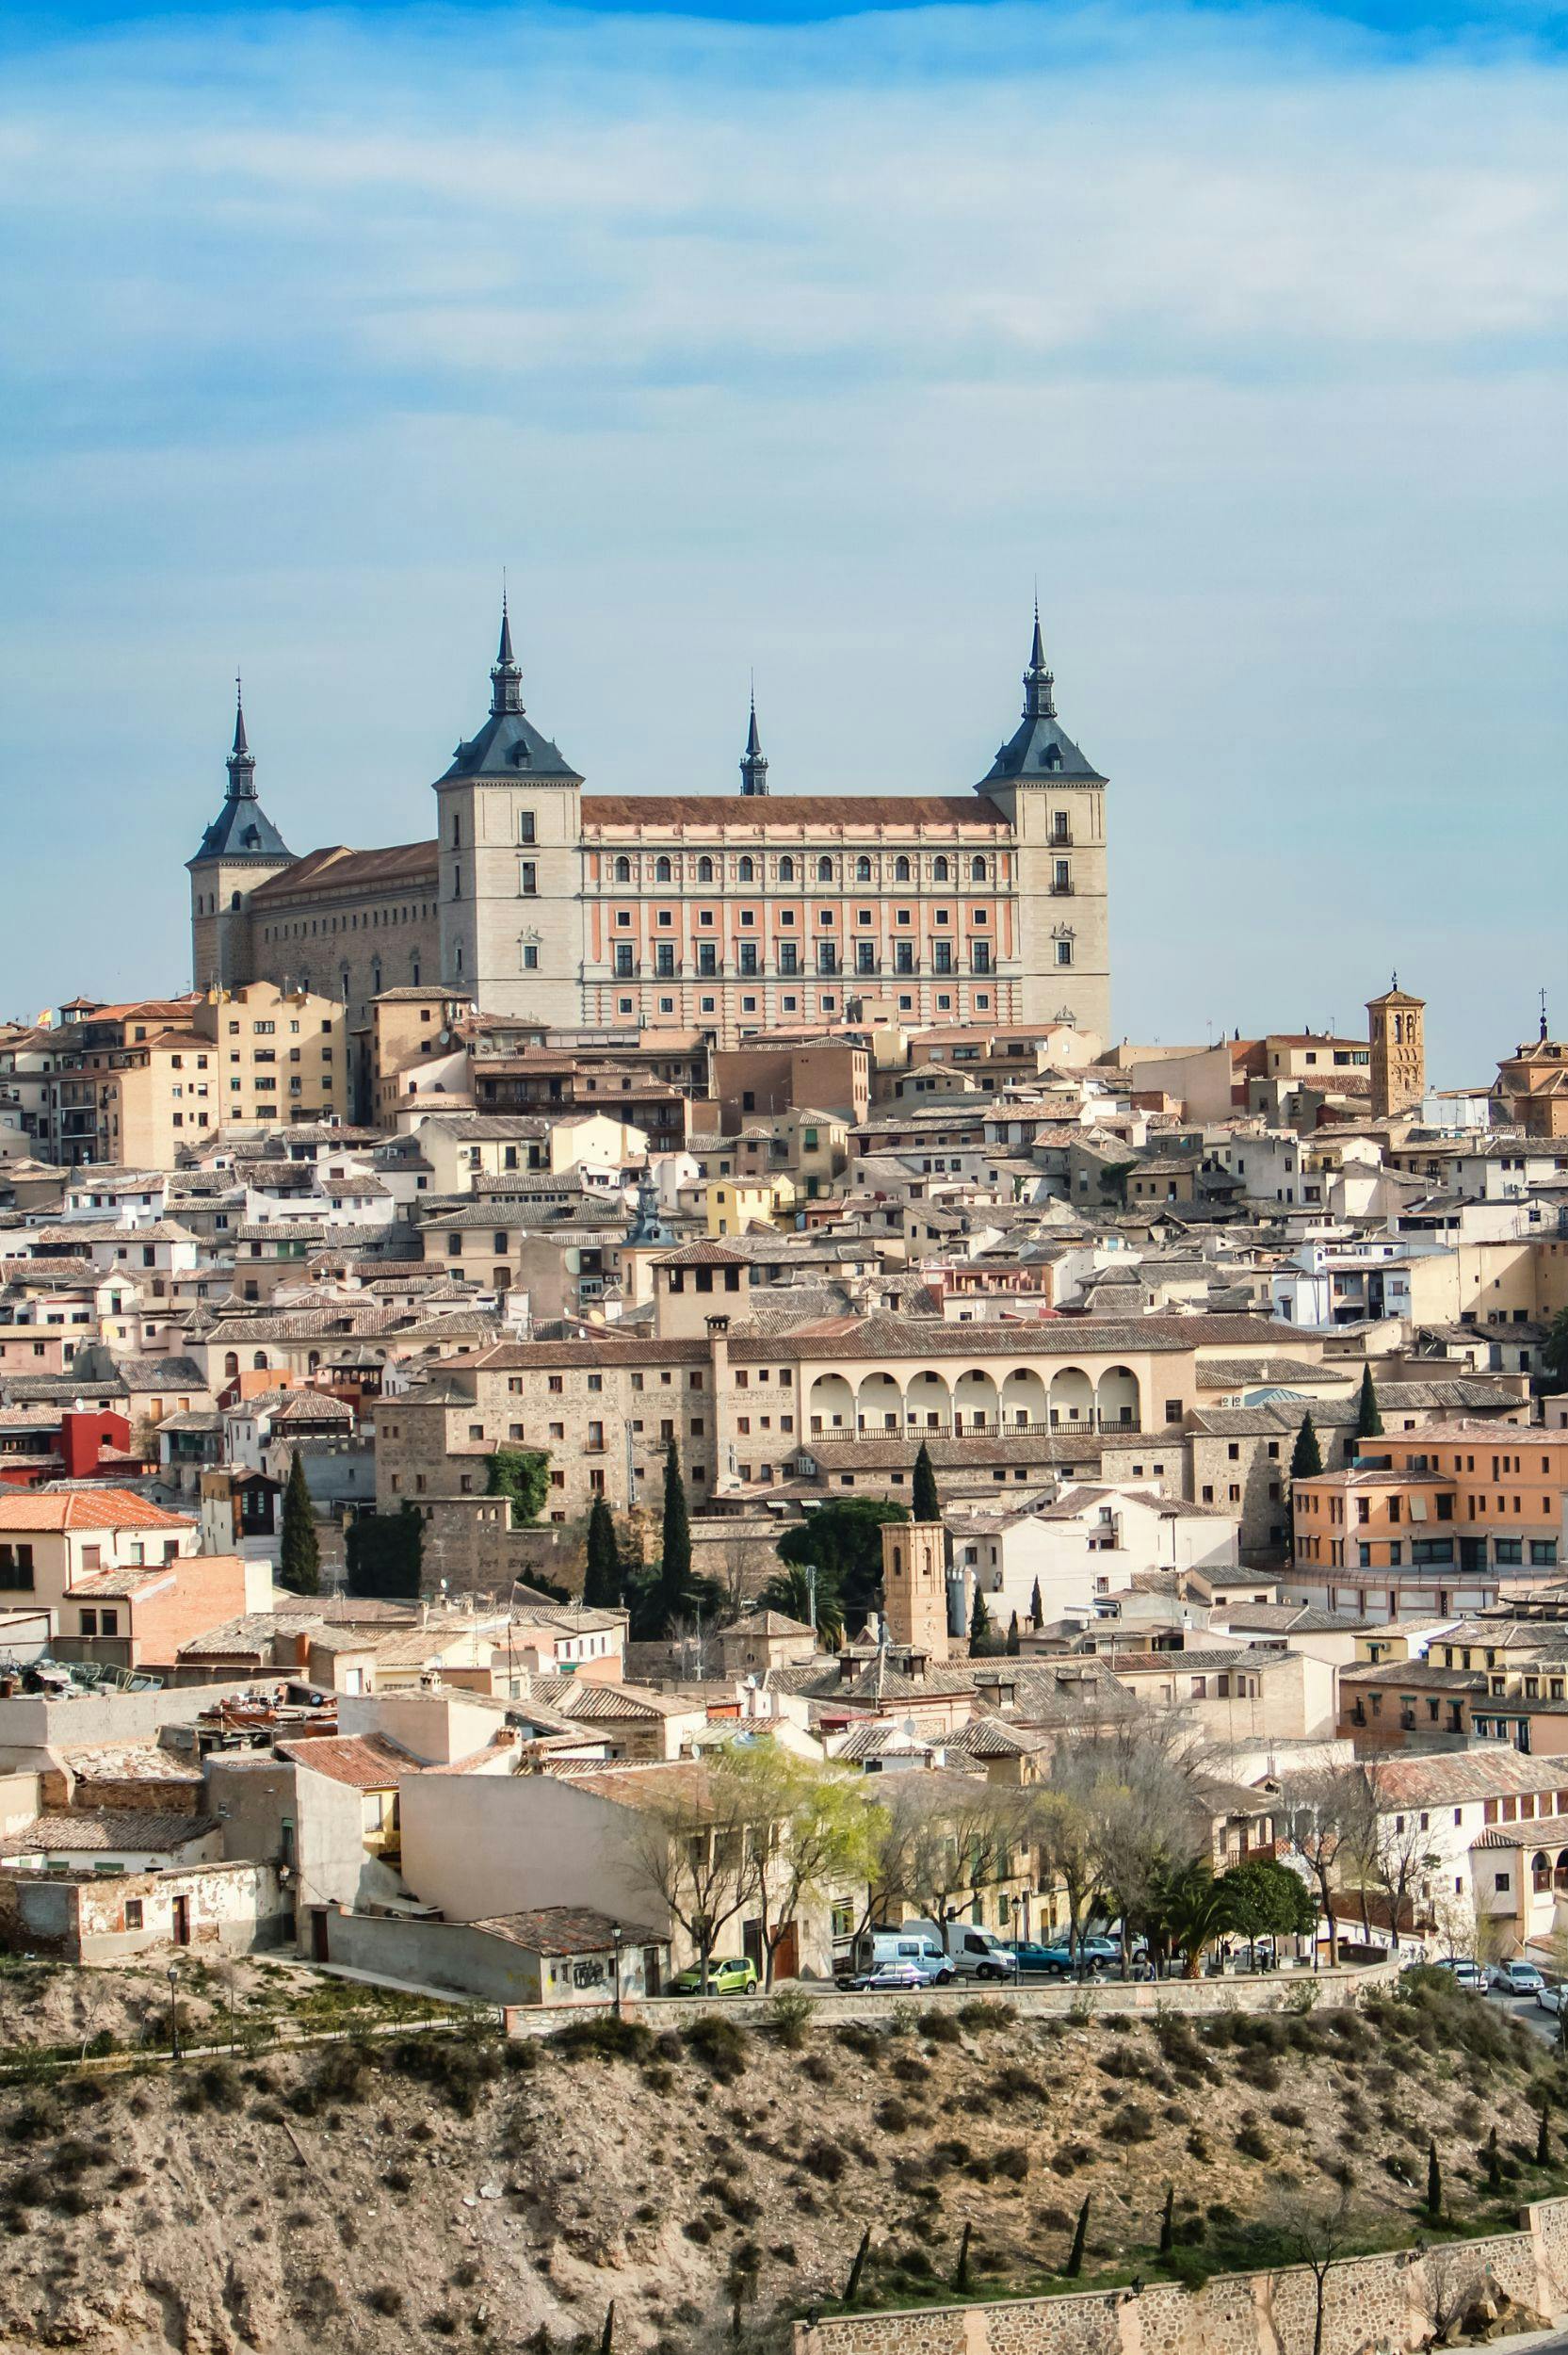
[790,2201,1568,2355]
[495,1956,1399,2038]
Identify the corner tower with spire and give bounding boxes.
[187,682,297,992]
[739,694,768,796]
[431,593,586,1023]
[974,604,1110,1045]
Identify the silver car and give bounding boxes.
[1485,1959,1545,1997]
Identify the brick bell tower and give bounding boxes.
[881,1520,950,1662]
[1366,979,1426,1121]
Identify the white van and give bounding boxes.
[904,1916,1019,1983]
[840,1927,953,1984]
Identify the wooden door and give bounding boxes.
[773,1920,800,1982]
[170,1895,191,1947]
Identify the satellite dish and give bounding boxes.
[438,1029,452,1048]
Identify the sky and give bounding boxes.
[0,0,1564,1081]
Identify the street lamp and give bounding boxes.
[610,1924,623,2022]
[167,1962,181,2062]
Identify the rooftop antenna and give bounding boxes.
[1541,988,1550,1044]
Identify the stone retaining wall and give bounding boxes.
[790,2199,1568,2355]
[498,1957,1400,2040]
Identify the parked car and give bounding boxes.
[1007,1941,1067,1975]
[671,1957,759,1997]
[837,1928,954,1986]
[1536,1982,1568,2017]
[843,1960,944,1993]
[1431,1957,1486,1993]
[1486,1960,1545,1997]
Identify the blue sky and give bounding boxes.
[1,0,1563,1080]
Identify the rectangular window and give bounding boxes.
[655,944,675,977]
[932,941,952,973]
[518,810,536,843]
[777,942,799,975]
[1055,939,1073,967]
[615,944,634,976]
[738,942,758,975]
[519,861,538,896]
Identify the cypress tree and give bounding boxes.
[655,1437,692,1633]
[583,1497,622,1609]
[1006,1611,1021,1656]
[1065,2195,1090,2278]
[1029,1576,1043,1629]
[598,2301,615,2355]
[844,2227,871,2303]
[1426,2136,1442,2220]
[1158,2183,1174,2257]
[913,1441,941,1523]
[968,1584,994,1658]
[1539,2104,1551,2168]
[1290,1411,1324,1481]
[953,2220,972,2293]
[278,1450,321,1596]
[1485,2124,1502,2192]
[1355,1365,1384,1440]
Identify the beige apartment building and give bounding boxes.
[189,603,1112,1049]
[369,1285,1335,1576]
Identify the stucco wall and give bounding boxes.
[791,2199,1568,2355]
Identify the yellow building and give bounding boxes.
[197,982,348,1131]
[706,1172,798,1237]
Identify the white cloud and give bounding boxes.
[0,0,1562,1071]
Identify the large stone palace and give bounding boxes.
[188,603,1110,1048]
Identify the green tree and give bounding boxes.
[912,1442,941,1522]
[1355,1364,1384,1440]
[1155,1859,1235,1978]
[485,1447,551,1527]
[776,1499,909,1632]
[1029,1576,1043,1629]
[1426,2137,1443,2221]
[1221,1857,1317,1954]
[1065,2195,1090,2278]
[757,1561,844,1650]
[1005,1611,1021,1656]
[1290,1411,1323,1481]
[1158,2184,1174,2258]
[724,1744,887,1988]
[627,1439,722,1639]
[278,1449,320,1596]
[968,1583,994,1657]
[1287,1409,1323,1549]
[345,1503,423,1600]
[582,1496,622,1609]
[1544,1307,1568,1392]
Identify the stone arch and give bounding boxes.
[697,855,714,883]
[856,855,873,881]
[952,1368,999,1432]
[1049,1367,1093,1429]
[655,855,672,883]
[1096,1365,1141,1431]
[904,1368,951,1431]
[251,1351,269,1372]
[778,855,795,882]
[932,854,949,882]
[1534,1850,1552,1893]
[1000,1367,1048,1429]
[614,856,631,882]
[737,854,755,883]
[855,1371,903,1435]
[808,1372,854,1435]
[894,854,911,882]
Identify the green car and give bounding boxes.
[671,1957,759,1996]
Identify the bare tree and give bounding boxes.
[1411,2243,1487,2346]
[1277,1764,1370,1968]
[894,1777,1015,1930]
[723,1746,885,1987]
[1262,2184,1359,2355]
[622,1761,760,1987]
[1361,1762,1439,1952]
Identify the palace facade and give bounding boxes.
[189,604,1110,1049]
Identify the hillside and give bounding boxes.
[1,1963,1565,2354]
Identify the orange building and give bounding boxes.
[1294,1422,1568,1597]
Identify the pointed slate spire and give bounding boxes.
[490,590,525,717]
[226,674,257,799]
[739,688,768,795]
[1023,598,1056,721]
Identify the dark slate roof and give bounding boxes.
[440,707,582,784]
[190,794,294,866]
[978,709,1105,788]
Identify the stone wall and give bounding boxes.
[492,1956,1400,2040]
[790,2201,1568,2355]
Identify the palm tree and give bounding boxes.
[757,1562,844,1650]
[1159,1860,1236,1979]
